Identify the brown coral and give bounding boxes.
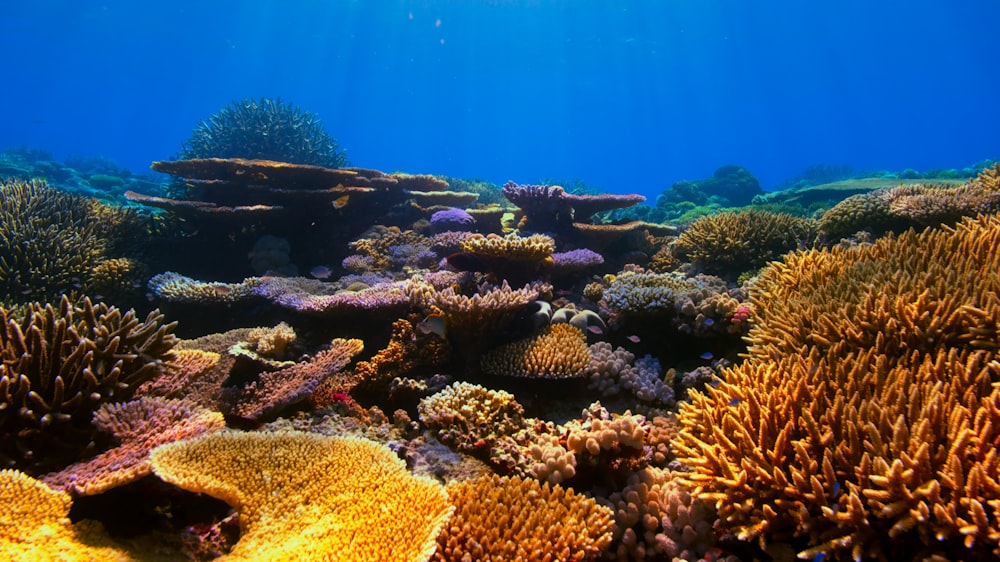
[352,318,450,389]
[149,430,453,562]
[418,382,526,456]
[675,209,814,276]
[481,323,591,379]
[220,338,364,423]
[675,213,1000,560]
[0,296,178,474]
[432,473,614,562]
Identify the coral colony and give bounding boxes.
[1,98,1000,561]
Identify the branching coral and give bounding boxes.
[149,430,452,562]
[0,178,122,305]
[179,97,347,167]
[675,214,1000,560]
[432,473,614,562]
[674,209,815,276]
[0,296,178,474]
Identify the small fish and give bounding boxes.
[813,554,826,562]
[416,313,448,339]
[587,325,603,335]
[331,194,350,209]
[703,317,715,326]
[728,397,741,406]
[832,481,841,497]
[626,334,640,343]
[700,351,714,361]
[708,379,722,387]
[309,265,334,279]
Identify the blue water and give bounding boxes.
[2,1,998,198]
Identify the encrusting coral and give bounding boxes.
[675,213,1000,560]
[0,296,178,474]
[432,473,615,562]
[149,430,453,562]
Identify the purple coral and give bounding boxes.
[430,207,476,234]
[552,248,605,271]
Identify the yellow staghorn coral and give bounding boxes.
[481,323,591,379]
[675,213,1000,560]
[432,473,614,562]
[0,469,172,561]
[149,430,453,562]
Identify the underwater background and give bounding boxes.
[4,2,1000,562]
[3,0,1000,195]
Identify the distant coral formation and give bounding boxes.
[179,97,348,168]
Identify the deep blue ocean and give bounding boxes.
[2,1,998,198]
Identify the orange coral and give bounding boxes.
[675,214,1000,560]
[150,430,452,562]
[432,474,614,562]
[481,323,591,379]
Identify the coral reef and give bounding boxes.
[179,97,347,167]
[220,338,364,423]
[481,323,591,379]
[149,430,452,561]
[819,166,1000,239]
[675,213,1000,560]
[0,178,149,306]
[41,397,225,496]
[0,469,165,561]
[0,297,178,474]
[433,473,615,562]
[674,209,815,276]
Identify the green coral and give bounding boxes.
[180,97,348,168]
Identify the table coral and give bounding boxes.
[149,430,453,562]
[675,213,1000,560]
[481,323,591,379]
[0,469,151,561]
[41,397,225,496]
[148,271,262,304]
[220,338,364,423]
[432,473,614,562]
[0,296,178,474]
